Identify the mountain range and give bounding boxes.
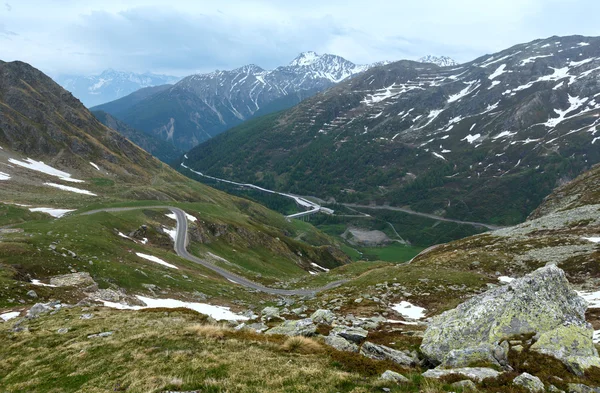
[92,52,385,152]
[54,69,180,107]
[182,35,600,225]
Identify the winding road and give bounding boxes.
[82,206,346,296]
[341,203,505,230]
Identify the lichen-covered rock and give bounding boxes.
[265,319,316,337]
[566,383,600,393]
[380,370,409,383]
[324,335,358,352]
[331,325,368,343]
[360,342,417,367]
[421,265,595,372]
[513,373,544,393]
[49,272,96,287]
[530,324,600,376]
[26,302,52,318]
[310,309,335,325]
[422,367,502,382]
[261,306,282,322]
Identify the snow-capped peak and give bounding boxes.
[418,55,459,67]
[290,51,320,66]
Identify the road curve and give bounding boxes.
[82,206,346,296]
[341,203,505,231]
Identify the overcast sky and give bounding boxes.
[1,0,598,77]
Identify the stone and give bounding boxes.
[566,384,600,393]
[380,370,409,383]
[421,265,598,372]
[26,290,38,298]
[331,325,368,343]
[49,272,96,287]
[26,303,52,318]
[57,328,69,334]
[360,342,417,367]
[88,331,113,338]
[513,373,545,393]
[265,319,316,337]
[261,306,282,322]
[80,313,94,320]
[548,385,565,393]
[451,380,478,391]
[324,335,359,352]
[236,322,268,333]
[422,367,502,382]
[310,309,335,325]
[530,324,600,376]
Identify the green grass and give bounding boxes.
[360,243,424,263]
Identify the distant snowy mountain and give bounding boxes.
[418,55,459,67]
[55,69,180,107]
[95,52,374,151]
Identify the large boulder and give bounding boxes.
[261,306,282,322]
[420,265,600,374]
[380,370,409,383]
[265,319,316,337]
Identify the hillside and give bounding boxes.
[54,69,179,107]
[95,52,376,151]
[92,110,183,164]
[184,35,600,225]
[90,84,172,117]
[0,60,351,314]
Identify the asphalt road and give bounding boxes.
[341,203,505,230]
[82,206,346,296]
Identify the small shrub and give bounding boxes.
[185,324,228,339]
[281,336,322,354]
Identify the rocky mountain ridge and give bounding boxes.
[418,55,459,67]
[93,52,380,151]
[185,35,600,225]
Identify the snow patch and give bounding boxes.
[461,134,481,144]
[488,64,507,80]
[136,253,178,270]
[391,301,426,320]
[582,237,600,243]
[44,183,97,196]
[0,311,20,321]
[31,279,57,287]
[9,158,84,183]
[498,276,516,283]
[101,295,248,321]
[493,131,517,140]
[89,162,100,171]
[29,207,75,218]
[0,171,10,180]
[578,290,600,309]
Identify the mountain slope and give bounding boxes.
[92,110,183,164]
[90,84,172,117]
[55,69,179,107]
[184,35,600,225]
[97,52,373,151]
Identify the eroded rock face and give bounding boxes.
[420,265,600,374]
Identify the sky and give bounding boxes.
[1,0,599,77]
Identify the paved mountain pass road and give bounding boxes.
[82,206,346,296]
[341,203,505,231]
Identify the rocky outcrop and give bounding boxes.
[422,367,503,382]
[310,309,335,325]
[380,370,409,383]
[420,265,600,374]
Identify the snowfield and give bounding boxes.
[9,158,84,183]
[1,311,20,321]
[100,296,248,321]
